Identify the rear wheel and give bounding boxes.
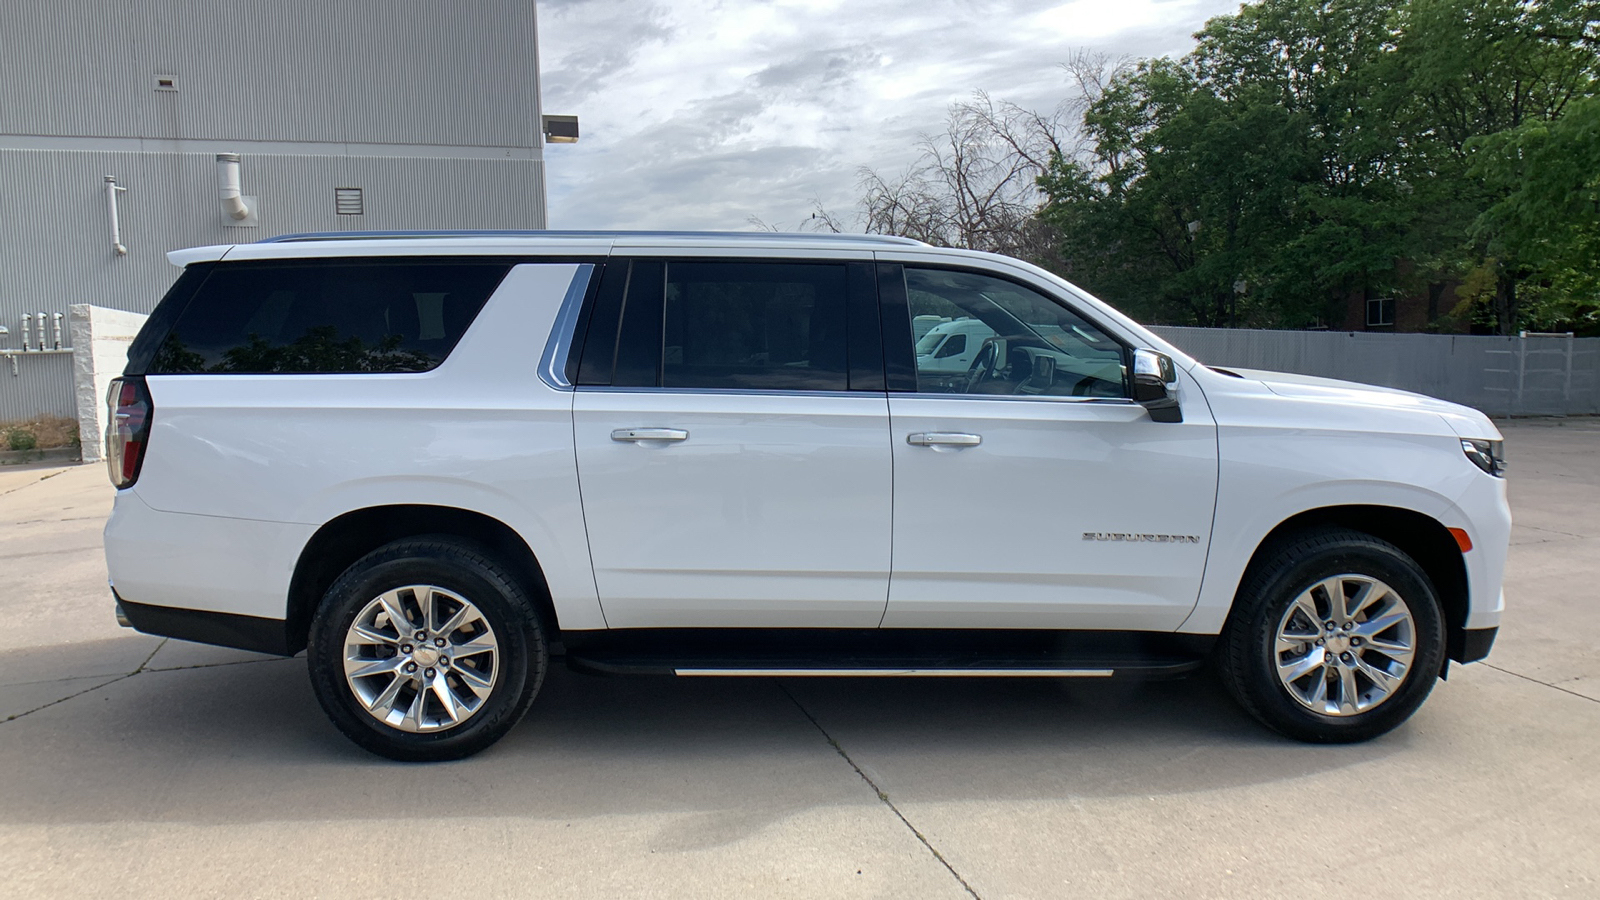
[307,537,546,761]
[1219,528,1445,743]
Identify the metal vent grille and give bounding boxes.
[334,188,364,216]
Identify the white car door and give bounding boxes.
[880,264,1219,631]
[572,257,893,627]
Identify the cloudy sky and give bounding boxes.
[536,0,1240,230]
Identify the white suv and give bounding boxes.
[103,231,1509,761]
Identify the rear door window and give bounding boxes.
[581,259,879,392]
[662,262,850,391]
[146,260,512,374]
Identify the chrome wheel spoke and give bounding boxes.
[368,672,408,718]
[1347,580,1385,620]
[1356,656,1404,697]
[1291,592,1323,627]
[345,656,405,680]
[1278,651,1326,683]
[435,605,472,638]
[453,663,494,694]
[351,621,398,645]
[430,671,466,725]
[379,594,414,635]
[1277,634,1316,654]
[1336,664,1361,714]
[1312,577,1346,622]
[1305,670,1331,711]
[1354,610,1409,640]
[1365,637,1414,665]
[402,684,426,730]
[1274,574,1414,718]
[451,636,497,659]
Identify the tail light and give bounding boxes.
[106,376,153,488]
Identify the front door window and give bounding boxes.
[905,268,1128,398]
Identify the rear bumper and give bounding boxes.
[104,489,313,620]
[116,591,295,656]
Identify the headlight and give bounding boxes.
[1461,438,1506,477]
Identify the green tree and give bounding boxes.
[1468,93,1600,330]
[1395,0,1600,332]
[1039,0,1599,332]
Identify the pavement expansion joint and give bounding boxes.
[0,468,70,498]
[1481,663,1600,705]
[1,638,169,724]
[2,673,130,723]
[143,656,293,673]
[776,680,983,900]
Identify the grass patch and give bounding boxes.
[1,415,80,452]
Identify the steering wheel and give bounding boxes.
[962,339,1001,393]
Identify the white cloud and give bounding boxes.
[537,0,1237,230]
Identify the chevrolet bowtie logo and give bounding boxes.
[1082,532,1202,543]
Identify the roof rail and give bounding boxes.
[256,229,929,247]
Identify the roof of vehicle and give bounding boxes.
[167,230,931,266]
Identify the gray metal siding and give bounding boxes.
[0,147,547,316]
[1153,327,1600,417]
[2,0,543,149]
[0,353,75,422]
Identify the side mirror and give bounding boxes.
[1132,349,1182,423]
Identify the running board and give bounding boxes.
[562,628,1212,680]
[673,667,1114,678]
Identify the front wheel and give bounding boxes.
[307,537,547,761]
[1219,528,1445,743]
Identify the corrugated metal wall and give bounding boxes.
[0,354,75,422]
[1153,327,1600,417]
[1,0,543,148]
[0,0,547,423]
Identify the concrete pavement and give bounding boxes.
[1,420,1596,898]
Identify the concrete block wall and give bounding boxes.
[70,304,148,462]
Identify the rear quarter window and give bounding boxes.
[144,259,512,374]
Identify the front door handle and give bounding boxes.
[612,428,689,443]
[906,432,982,447]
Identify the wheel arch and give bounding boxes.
[285,505,559,655]
[1238,505,1472,667]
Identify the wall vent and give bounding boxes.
[334,188,364,216]
[154,75,178,92]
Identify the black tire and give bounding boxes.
[307,537,547,761]
[1218,527,1445,743]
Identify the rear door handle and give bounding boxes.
[906,432,981,447]
[611,428,689,442]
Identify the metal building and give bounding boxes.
[0,0,552,422]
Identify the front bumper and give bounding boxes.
[1452,626,1498,664]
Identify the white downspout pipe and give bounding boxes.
[216,153,251,220]
[105,176,128,256]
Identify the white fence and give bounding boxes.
[1151,327,1600,417]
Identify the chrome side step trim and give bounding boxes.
[672,667,1115,678]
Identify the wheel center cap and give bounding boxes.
[1326,634,1351,655]
[412,646,441,667]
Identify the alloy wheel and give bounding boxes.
[1273,574,1416,716]
[341,584,500,733]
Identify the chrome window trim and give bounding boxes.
[573,385,1135,405]
[893,393,1138,406]
[575,386,876,400]
[537,263,597,391]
